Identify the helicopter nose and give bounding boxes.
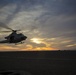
[24,36,27,39]
[21,36,27,40]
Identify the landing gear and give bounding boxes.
[20,41,24,44]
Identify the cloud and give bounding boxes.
[0,44,19,51]
[66,44,76,47]
[0,0,76,51]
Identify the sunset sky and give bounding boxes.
[0,0,76,51]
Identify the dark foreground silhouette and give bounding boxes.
[0,50,76,75]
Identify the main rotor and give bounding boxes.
[0,22,26,33]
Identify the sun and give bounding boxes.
[31,38,42,44]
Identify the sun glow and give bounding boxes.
[30,38,43,44]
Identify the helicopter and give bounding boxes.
[0,28,27,44]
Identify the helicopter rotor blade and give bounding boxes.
[20,30,29,32]
[6,27,13,31]
[0,31,12,33]
[11,29,21,32]
[0,22,25,33]
[16,29,21,31]
[0,29,21,33]
[0,22,13,31]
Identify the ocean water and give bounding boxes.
[0,51,76,75]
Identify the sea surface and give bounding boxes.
[0,50,76,75]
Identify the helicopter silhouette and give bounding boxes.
[0,28,27,44]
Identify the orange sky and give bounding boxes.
[0,37,76,51]
[0,38,58,51]
[0,44,57,51]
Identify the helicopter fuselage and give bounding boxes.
[0,29,27,44]
[5,33,27,43]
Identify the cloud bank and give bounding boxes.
[0,0,76,50]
